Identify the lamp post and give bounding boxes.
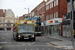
[3,13,5,31]
[25,8,30,18]
[66,0,74,47]
[70,0,74,47]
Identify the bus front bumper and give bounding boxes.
[18,35,35,40]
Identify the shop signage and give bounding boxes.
[55,20,58,23]
[49,21,53,23]
[54,19,58,23]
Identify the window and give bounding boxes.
[56,0,58,5]
[68,2,70,13]
[50,13,53,19]
[54,0,56,6]
[46,15,48,20]
[50,4,51,9]
[50,14,51,19]
[52,13,53,19]
[46,15,49,20]
[48,15,50,20]
[56,12,58,18]
[52,2,53,8]
[46,5,49,10]
[54,12,55,18]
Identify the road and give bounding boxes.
[0,31,65,50]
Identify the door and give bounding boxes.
[63,25,67,37]
[47,26,50,35]
[53,25,59,35]
[67,25,71,37]
[51,26,53,35]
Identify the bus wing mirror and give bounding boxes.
[35,24,37,26]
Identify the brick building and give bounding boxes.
[45,0,67,36]
[30,0,67,36]
[0,9,6,17]
[31,0,46,22]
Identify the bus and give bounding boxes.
[30,17,41,36]
[13,20,36,41]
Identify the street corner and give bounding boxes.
[0,46,2,49]
[45,43,67,49]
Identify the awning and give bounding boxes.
[61,20,75,25]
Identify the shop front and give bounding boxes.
[62,13,72,38]
[45,18,62,35]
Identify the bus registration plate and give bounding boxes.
[24,38,29,39]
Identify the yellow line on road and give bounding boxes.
[46,43,66,49]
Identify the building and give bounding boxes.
[0,9,18,31]
[19,14,25,20]
[31,0,46,22]
[30,0,46,35]
[0,9,6,17]
[45,0,67,36]
[61,0,75,38]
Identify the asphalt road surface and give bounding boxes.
[0,31,66,50]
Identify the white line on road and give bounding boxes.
[0,42,7,43]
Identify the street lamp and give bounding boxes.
[24,8,30,18]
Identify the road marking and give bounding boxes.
[46,43,66,49]
[0,46,2,49]
[0,42,7,43]
[25,49,27,50]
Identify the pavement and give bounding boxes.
[43,35,75,50]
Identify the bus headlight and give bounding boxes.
[39,32,41,33]
[32,35,34,37]
[18,35,21,37]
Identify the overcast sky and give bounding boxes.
[0,0,47,17]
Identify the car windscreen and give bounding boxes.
[18,25,34,33]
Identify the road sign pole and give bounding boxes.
[70,0,74,47]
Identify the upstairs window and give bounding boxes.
[56,12,58,18]
[54,0,56,7]
[50,3,51,9]
[54,0,58,7]
[54,12,55,18]
[52,2,53,8]
[56,0,58,5]
[46,5,49,10]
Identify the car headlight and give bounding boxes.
[18,35,21,37]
